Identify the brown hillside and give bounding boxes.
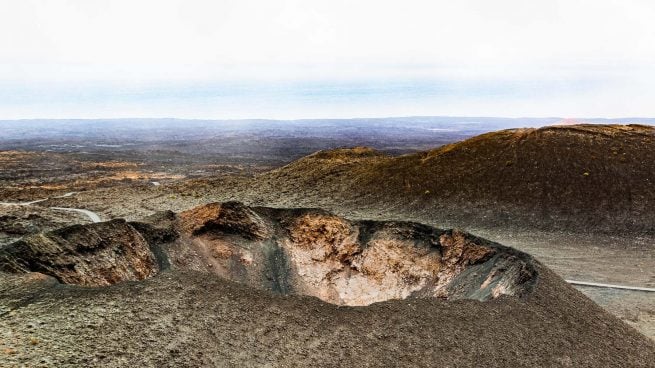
[250,124,655,232]
[2,203,655,366]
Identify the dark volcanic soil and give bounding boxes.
[1,266,654,367]
[243,124,655,233]
[1,202,654,367]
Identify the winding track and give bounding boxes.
[0,192,101,223]
[50,207,102,223]
[566,280,655,292]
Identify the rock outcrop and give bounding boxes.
[0,219,157,286]
[178,201,271,240]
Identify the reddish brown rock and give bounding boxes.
[169,202,537,306]
[0,219,157,286]
[178,201,271,240]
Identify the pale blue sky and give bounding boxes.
[1,0,654,119]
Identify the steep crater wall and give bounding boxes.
[175,202,538,305]
[0,202,538,306]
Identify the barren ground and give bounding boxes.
[1,123,654,352]
[2,172,654,342]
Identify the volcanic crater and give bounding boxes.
[0,201,537,306]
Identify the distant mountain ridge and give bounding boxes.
[3,116,655,142]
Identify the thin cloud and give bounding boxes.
[0,0,654,118]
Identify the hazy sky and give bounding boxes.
[1,0,655,119]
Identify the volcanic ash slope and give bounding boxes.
[244,124,655,232]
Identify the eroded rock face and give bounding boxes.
[0,219,158,286]
[179,201,271,240]
[174,202,538,305]
[0,202,538,304]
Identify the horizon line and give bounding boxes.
[2,115,655,122]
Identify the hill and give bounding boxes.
[247,124,655,232]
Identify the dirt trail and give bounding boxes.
[0,192,101,223]
[50,207,102,223]
[566,280,655,292]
